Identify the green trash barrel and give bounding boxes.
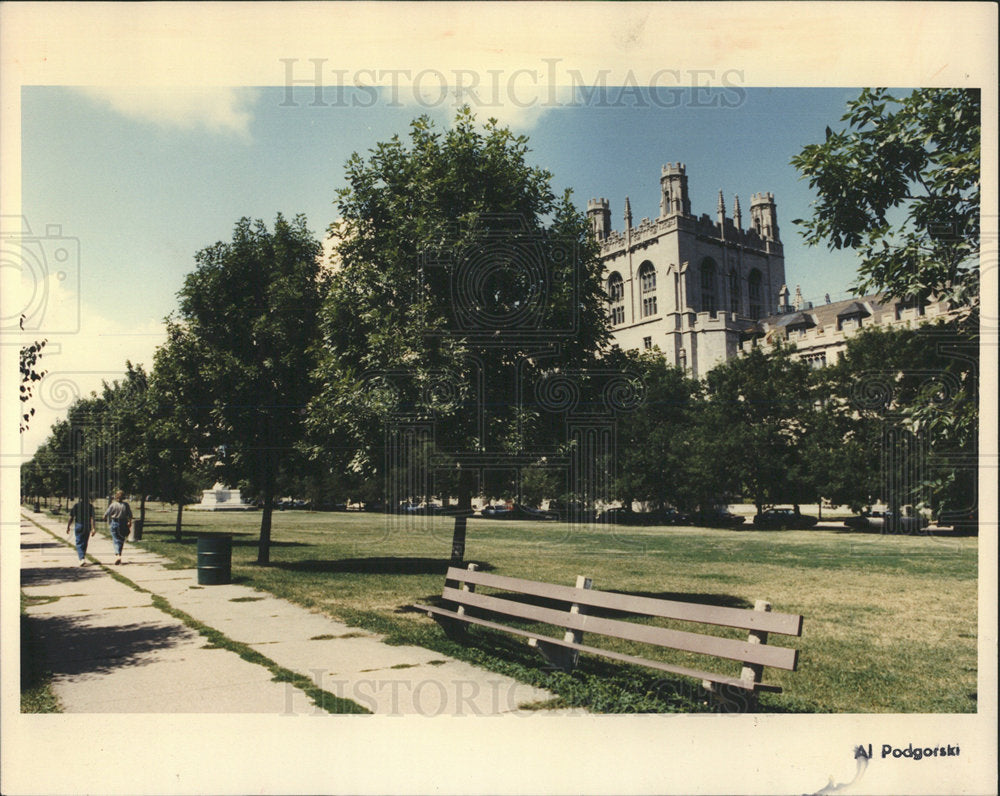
[197,536,232,585]
[131,519,143,541]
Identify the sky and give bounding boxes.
[16,84,883,455]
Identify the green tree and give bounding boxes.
[312,109,610,559]
[148,323,210,540]
[177,214,324,563]
[793,87,980,528]
[101,362,158,524]
[612,350,701,511]
[817,322,977,524]
[792,88,980,310]
[702,344,818,515]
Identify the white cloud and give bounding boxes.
[18,289,167,459]
[79,86,258,138]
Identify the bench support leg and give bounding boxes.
[701,681,758,713]
[528,638,577,672]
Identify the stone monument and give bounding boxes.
[190,482,252,511]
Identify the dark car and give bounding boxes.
[480,504,555,521]
[845,510,928,532]
[753,507,818,530]
[480,504,513,519]
[690,508,745,528]
[600,507,690,526]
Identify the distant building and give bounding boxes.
[593,163,785,377]
[742,292,953,368]
[597,165,953,374]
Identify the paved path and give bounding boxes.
[20,513,577,716]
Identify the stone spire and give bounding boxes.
[624,196,633,230]
[794,284,804,310]
[778,284,790,312]
[733,194,742,229]
[717,190,726,226]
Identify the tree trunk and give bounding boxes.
[139,495,147,524]
[174,501,183,541]
[258,486,273,565]
[457,469,474,512]
[450,516,468,564]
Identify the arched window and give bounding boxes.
[608,272,625,325]
[700,259,717,314]
[638,262,657,318]
[748,269,763,320]
[728,269,740,315]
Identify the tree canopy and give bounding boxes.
[312,109,611,542]
[792,88,980,311]
[177,214,325,563]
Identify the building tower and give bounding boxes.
[749,192,780,241]
[586,198,611,240]
[660,162,691,218]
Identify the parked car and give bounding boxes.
[547,500,598,523]
[689,508,745,528]
[753,507,818,530]
[845,510,929,532]
[479,504,556,521]
[600,507,690,526]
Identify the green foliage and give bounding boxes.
[817,321,978,522]
[611,350,701,510]
[792,88,980,310]
[176,214,325,562]
[19,315,47,433]
[312,109,610,519]
[702,344,818,511]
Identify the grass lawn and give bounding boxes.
[121,505,977,713]
[21,593,62,713]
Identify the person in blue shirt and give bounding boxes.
[66,498,97,566]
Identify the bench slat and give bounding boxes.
[444,567,802,636]
[441,587,799,671]
[415,604,781,692]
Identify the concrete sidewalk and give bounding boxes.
[20,512,577,716]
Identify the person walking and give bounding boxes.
[103,490,133,565]
[66,497,97,566]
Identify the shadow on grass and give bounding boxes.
[828,526,979,538]
[271,557,495,576]
[140,532,307,549]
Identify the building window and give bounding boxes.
[729,269,739,315]
[638,262,657,318]
[803,352,827,369]
[638,262,656,292]
[678,349,687,371]
[608,272,625,326]
[700,259,717,314]
[643,336,652,350]
[748,269,763,320]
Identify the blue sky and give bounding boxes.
[19,84,870,453]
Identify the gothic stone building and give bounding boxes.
[594,164,952,375]
[592,163,785,377]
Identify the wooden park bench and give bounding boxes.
[414,564,803,710]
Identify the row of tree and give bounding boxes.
[21,89,981,562]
